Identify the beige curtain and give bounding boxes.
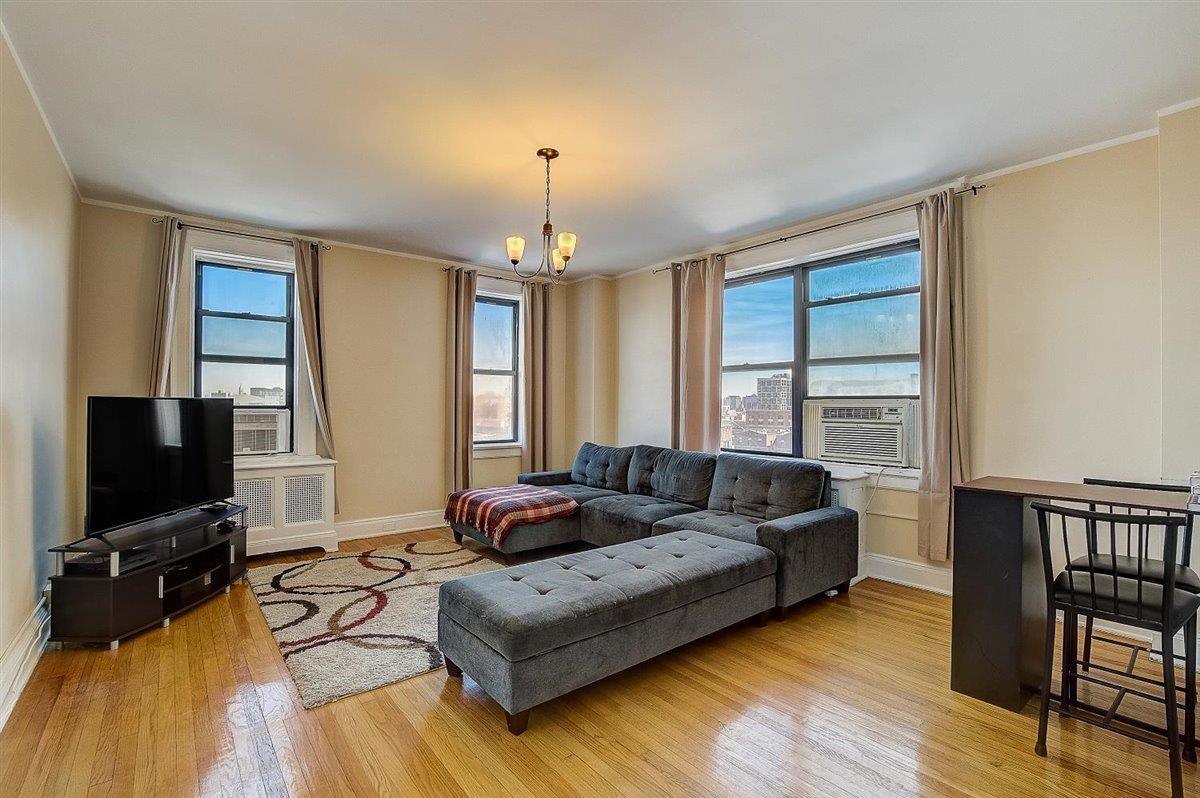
[148,216,182,395]
[521,281,551,472]
[671,255,725,451]
[294,240,336,460]
[916,189,971,562]
[445,267,477,493]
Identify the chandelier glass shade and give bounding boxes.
[507,148,576,281]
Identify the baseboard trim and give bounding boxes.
[865,553,953,595]
[336,510,446,542]
[247,529,338,556]
[0,597,50,733]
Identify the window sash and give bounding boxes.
[193,261,295,425]
[721,239,919,457]
[472,296,519,444]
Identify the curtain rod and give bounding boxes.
[151,216,331,250]
[440,266,548,285]
[651,184,987,273]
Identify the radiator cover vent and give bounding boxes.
[235,478,274,529]
[284,474,325,525]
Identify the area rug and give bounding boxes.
[247,539,501,708]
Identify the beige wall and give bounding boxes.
[616,269,673,447]
[964,136,1162,483]
[559,278,619,459]
[1158,106,1200,480]
[611,133,1187,570]
[0,37,79,665]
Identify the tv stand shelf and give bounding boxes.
[49,505,248,648]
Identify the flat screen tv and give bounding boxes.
[86,396,235,536]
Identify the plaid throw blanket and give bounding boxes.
[444,485,579,548]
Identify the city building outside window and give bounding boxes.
[194,261,295,453]
[720,240,920,458]
[473,295,519,444]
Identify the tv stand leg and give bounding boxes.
[161,618,170,628]
[109,640,119,651]
[224,585,231,594]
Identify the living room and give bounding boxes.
[2,2,1198,796]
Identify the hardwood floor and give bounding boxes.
[3,527,1197,797]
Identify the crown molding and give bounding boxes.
[971,128,1159,182]
[1158,97,1200,117]
[1,19,79,197]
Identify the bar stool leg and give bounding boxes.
[1035,606,1058,757]
[1060,609,1076,711]
[1081,616,1094,672]
[1161,630,1184,798]
[1185,616,1197,764]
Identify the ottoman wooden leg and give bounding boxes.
[772,605,790,621]
[444,656,463,678]
[452,531,463,543]
[506,709,530,735]
[754,610,769,627]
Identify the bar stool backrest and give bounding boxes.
[1081,478,1194,567]
[1032,501,1189,629]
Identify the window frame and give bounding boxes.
[193,260,296,451]
[472,294,521,446]
[721,238,920,458]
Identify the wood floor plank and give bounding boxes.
[4,526,1200,797]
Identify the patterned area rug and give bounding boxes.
[248,539,501,708]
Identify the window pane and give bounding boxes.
[199,361,288,405]
[474,301,516,371]
[474,373,516,441]
[200,316,288,358]
[807,293,918,359]
[720,369,792,454]
[807,361,919,397]
[808,249,920,302]
[200,264,289,316]
[722,275,793,366]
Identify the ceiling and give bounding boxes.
[3,2,1198,275]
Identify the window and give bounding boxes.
[194,261,294,452]
[721,240,920,457]
[473,296,519,444]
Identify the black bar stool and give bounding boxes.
[1075,478,1196,674]
[1033,501,1198,798]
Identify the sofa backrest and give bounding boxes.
[570,442,635,492]
[708,453,827,520]
[628,445,717,509]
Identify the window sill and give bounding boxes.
[473,443,524,460]
[235,453,337,471]
[814,460,920,492]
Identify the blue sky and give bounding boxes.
[198,265,289,399]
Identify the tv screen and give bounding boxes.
[86,396,235,535]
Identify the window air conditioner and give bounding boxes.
[233,409,291,455]
[801,398,920,468]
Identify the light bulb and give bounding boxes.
[556,231,577,261]
[506,236,525,265]
[551,248,567,275]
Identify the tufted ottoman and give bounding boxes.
[437,530,776,733]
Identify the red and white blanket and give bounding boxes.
[444,485,579,548]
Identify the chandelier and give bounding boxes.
[506,147,576,281]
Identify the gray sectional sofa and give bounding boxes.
[449,441,858,612]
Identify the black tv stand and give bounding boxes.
[49,504,247,649]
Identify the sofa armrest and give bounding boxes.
[517,469,574,487]
[756,506,858,607]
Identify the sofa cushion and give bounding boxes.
[628,445,717,509]
[708,453,826,520]
[550,483,622,506]
[438,531,776,661]
[580,494,698,547]
[570,442,635,492]
[652,510,760,544]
